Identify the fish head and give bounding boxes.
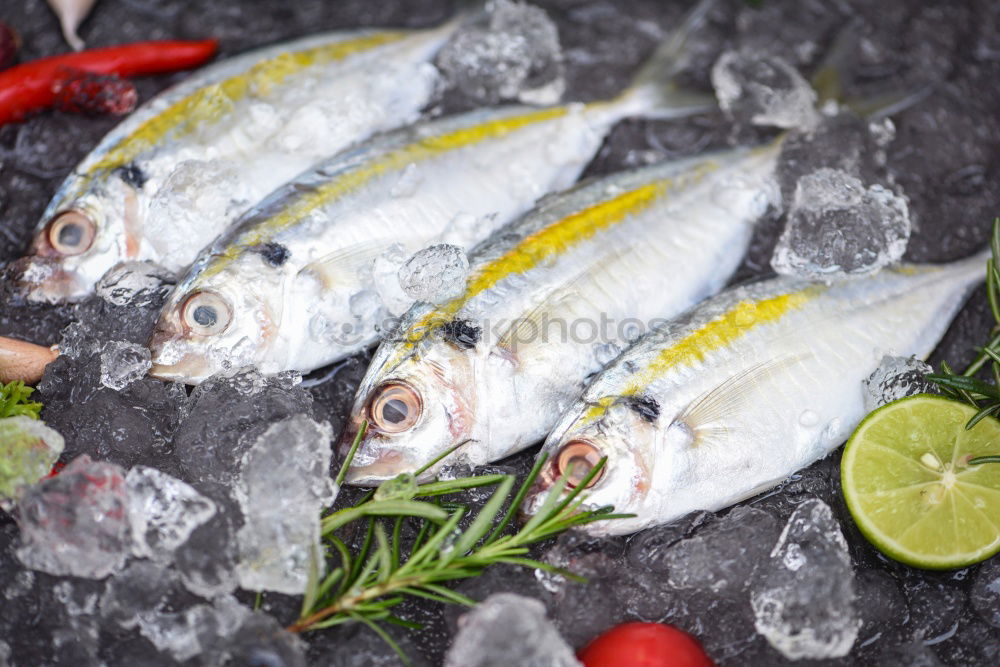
[340,323,478,485]
[16,172,143,303]
[522,397,669,535]
[148,255,285,384]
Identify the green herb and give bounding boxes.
[290,422,628,663]
[0,381,43,420]
[927,218,1000,428]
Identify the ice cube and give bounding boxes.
[0,416,64,509]
[137,594,252,662]
[662,506,781,594]
[100,560,181,630]
[864,355,937,412]
[711,51,819,130]
[172,367,314,485]
[235,415,337,594]
[95,261,174,308]
[205,611,307,667]
[770,168,910,279]
[16,455,130,579]
[99,340,152,391]
[125,465,217,561]
[437,0,565,105]
[398,244,470,304]
[750,498,859,660]
[444,593,581,667]
[174,505,240,598]
[371,243,414,317]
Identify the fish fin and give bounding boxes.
[614,0,717,120]
[677,353,805,444]
[495,287,574,358]
[300,240,385,288]
[812,19,930,118]
[494,246,632,356]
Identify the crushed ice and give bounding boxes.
[771,168,910,279]
[750,498,859,660]
[398,243,470,304]
[16,455,131,579]
[437,0,565,105]
[711,50,819,131]
[100,340,152,391]
[235,415,338,594]
[864,355,937,412]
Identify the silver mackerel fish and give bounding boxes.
[523,255,987,535]
[148,0,716,384]
[16,17,463,302]
[340,140,782,484]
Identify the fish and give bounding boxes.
[340,140,784,484]
[521,254,988,536]
[147,0,716,385]
[15,15,464,303]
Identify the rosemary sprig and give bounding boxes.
[927,218,1000,429]
[0,381,43,420]
[291,421,629,663]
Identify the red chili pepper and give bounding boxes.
[45,461,66,478]
[0,39,217,125]
[579,622,714,667]
[54,69,138,116]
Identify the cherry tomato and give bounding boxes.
[579,622,713,667]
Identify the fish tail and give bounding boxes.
[612,0,717,121]
[812,18,930,118]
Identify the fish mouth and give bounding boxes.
[147,330,216,385]
[342,446,412,486]
[7,256,90,303]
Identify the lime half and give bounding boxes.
[842,394,1000,569]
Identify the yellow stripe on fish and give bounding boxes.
[581,286,822,424]
[87,32,409,176]
[393,169,726,362]
[199,106,572,280]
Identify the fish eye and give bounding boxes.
[369,382,422,434]
[556,440,604,488]
[181,291,232,336]
[47,211,96,256]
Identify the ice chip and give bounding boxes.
[711,51,819,131]
[175,509,240,598]
[235,415,337,594]
[99,340,152,391]
[437,0,565,105]
[371,243,413,316]
[444,593,581,667]
[0,416,64,509]
[771,168,910,279]
[100,560,181,630]
[125,466,217,561]
[95,261,174,308]
[750,498,859,660]
[864,355,937,412]
[136,594,252,662]
[146,159,250,266]
[16,455,130,579]
[398,244,470,304]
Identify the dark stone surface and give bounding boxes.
[1,0,999,665]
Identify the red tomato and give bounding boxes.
[579,622,713,667]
